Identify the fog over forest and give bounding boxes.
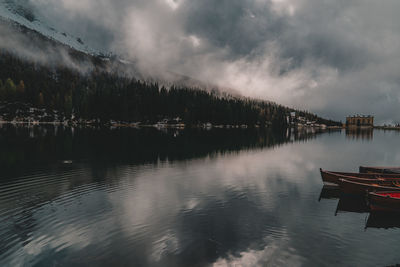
[2,0,400,123]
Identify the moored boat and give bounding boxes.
[359,166,400,174]
[368,191,400,212]
[338,179,400,195]
[320,169,400,185]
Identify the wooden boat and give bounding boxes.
[368,191,400,212]
[338,179,400,195]
[320,169,400,185]
[359,166,400,174]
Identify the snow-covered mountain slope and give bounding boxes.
[0,0,101,55]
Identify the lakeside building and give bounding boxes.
[346,115,374,128]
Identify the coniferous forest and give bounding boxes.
[0,49,341,128]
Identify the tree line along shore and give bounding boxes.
[0,51,341,129]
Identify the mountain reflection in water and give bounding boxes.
[0,125,324,176]
[2,126,400,266]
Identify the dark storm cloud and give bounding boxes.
[181,0,286,58]
[5,0,400,123]
[181,0,369,71]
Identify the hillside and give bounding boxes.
[0,13,341,128]
[0,0,100,54]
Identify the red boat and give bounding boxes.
[369,192,400,212]
[320,169,400,185]
[359,166,400,174]
[338,179,400,195]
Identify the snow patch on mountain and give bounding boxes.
[0,0,101,55]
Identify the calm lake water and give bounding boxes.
[1,126,400,266]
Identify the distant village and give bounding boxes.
[0,102,343,130]
[0,102,248,129]
[2,101,399,131]
[287,112,332,129]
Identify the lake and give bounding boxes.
[1,125,400,266]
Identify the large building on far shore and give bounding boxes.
[346,115,374,128]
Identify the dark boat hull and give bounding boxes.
[368,192,400,212]
[359,166,400,174]
[339,179,400,195]
[320,169,400,185]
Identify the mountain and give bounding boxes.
[0,2,341,128]
[0,1,252,97]
[0,0,100,54]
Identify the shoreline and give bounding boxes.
[374,126,400,130]
[0,120,342,130]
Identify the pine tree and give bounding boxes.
[16,80,25,100]
[38,92,44,107]
[5,78,16,101]
[64,94,73,117]
[0,79,4,100]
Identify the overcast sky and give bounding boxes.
[14,0,400,123]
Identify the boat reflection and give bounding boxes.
[335,195,369,215]
[318,168,400,234]
[318,186,369,214]
[365,212,400,229]
[318,186,340,201]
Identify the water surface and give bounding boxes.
[1,126,400,266]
